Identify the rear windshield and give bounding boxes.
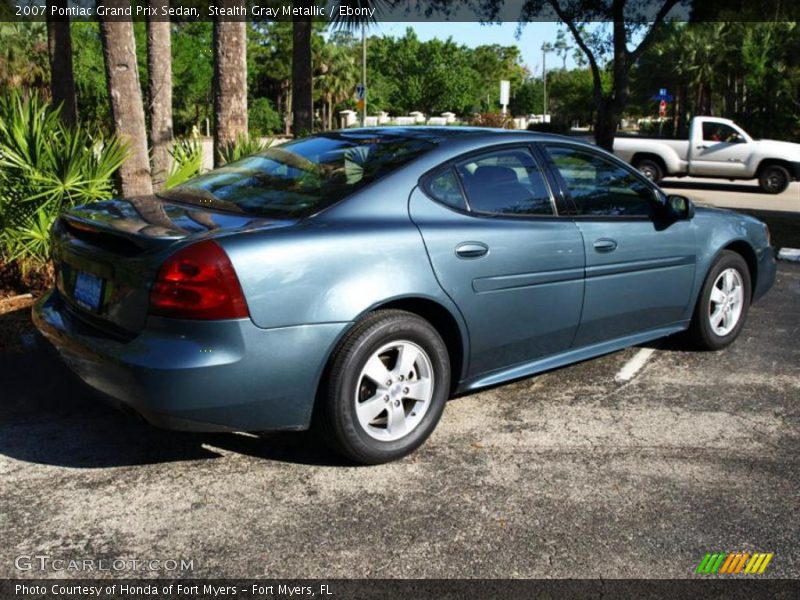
[160,133,435,218]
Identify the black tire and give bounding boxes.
[635,158,664,183]
[687,250,751,351]
[319,310,451,464]
[758,164,790,194]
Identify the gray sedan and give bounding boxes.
[34,128,776,463]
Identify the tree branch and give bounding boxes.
[629,0,681,64]
[546,0,604,101]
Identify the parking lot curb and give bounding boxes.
[778,248,800,262]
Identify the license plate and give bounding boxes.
[73,270,103,311]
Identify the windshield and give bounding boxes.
[160,133,436,218]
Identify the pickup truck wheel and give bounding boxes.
[758,164,790,194]
[687,250,751,351]
[319,310,450,465]
[635,158,664,183]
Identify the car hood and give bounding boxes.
[753,139,800,159]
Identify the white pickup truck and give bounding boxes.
[613,116,800,194]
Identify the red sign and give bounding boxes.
[659,100,667,117]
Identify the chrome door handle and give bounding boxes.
[593,238,617,253]
[455,242,489,259]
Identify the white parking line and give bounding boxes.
[614,348,657,382]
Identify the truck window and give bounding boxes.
[545,145,654,217]
[702,123,741,143]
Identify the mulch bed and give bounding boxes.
[0,261,52,353]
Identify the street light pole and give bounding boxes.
[361,23,367,127]
[541,42,553,121]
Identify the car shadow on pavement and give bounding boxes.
[0,340,350,470]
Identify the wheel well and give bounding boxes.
[377,298,465,392]
[632,152,667,173]
[756,158,792,178]
[723,240,758,297]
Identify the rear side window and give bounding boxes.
[454,148,554,216]
[545,145,655,217]
[425,168,467,211]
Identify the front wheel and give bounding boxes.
[320,310,451,464]
[635,158,664,184]
[687,251,751,350]
[759,164,790,194]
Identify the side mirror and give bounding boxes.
[666,194,694,220]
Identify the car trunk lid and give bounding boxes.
[53,195,297,335]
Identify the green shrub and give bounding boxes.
[165,138,204,189]
[217,134,273,166]
[249,97,282,137]
[0,91,127,270]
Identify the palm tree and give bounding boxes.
[213,2,248,166]
[46,0,77,126]
[292,2,313,136]
[147,0,174,191]
[100,0,152,196]
[332,1,386,126]
[317,42,358,129]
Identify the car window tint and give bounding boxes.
[454,149,553,216]
[545,145,654,217]
[425,168,467,210]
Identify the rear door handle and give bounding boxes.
[455,242,489,259]
[593,238,617,253]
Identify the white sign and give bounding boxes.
[355,84,366,100]
[500,80,510,107]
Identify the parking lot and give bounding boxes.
[1,254,798,579]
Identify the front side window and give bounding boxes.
[702,122,741,143]
[545,145,655,217]
[454,148,554,216]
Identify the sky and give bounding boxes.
[364,21,578,75]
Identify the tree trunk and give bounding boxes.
[46,0,77,127]
[593,98,620,152]
[147,0,173,191]
[292,7,313,136]
[100,1,153,197]
[213,5,248,167]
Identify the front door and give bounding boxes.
[409,146,585,377]
[542,143,697,347]
[690,121,751,177]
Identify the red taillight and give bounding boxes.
[149,240,249,320]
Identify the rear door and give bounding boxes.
[409,145,585,377]
[541,143,696,348]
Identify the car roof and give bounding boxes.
[323,126,574,147]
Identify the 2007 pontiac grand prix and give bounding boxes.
[34,128,775,464]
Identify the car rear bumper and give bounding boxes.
[33,290,347,432]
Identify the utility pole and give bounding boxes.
[542,42,553,121]
[361,23,367,127]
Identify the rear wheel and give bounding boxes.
[635,158,664,183]
[758,164,790,194]
[687,251,751,350]
[320,310,450,464]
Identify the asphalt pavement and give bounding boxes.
[1,260,798,579]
